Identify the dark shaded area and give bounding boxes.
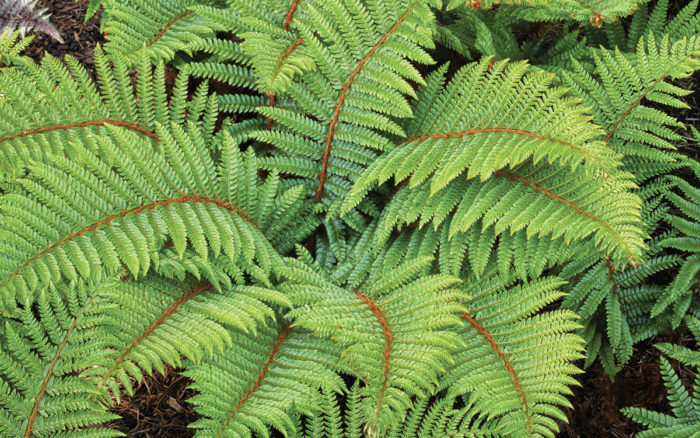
[24,0,104,74]
[21,0,699,437]
[104,367,200,437]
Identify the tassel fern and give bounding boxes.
[1,0,700,436]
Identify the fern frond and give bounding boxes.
[560,33,700,183]
[257,0,440,205]
[0,122,316,307]
[340,58,645,268]
[0,276,122,437]
[82,268,292,402]
[440,270,585,438]
[281,256,466,434]
[185,318,345,438]
[622,316,700,436]
[100,0,215,63]
[0,48,217,183]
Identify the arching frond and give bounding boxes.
[0,124,316,307]
[100,0,215,63]
[185,318,344,438]
[281,257,466,435]
[0,48,216,183]
[440,270,585,438]
[0,276,121,437]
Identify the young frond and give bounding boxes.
[440,270,585,438]
[0,276,122,437]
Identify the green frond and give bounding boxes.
[100,0,215,63]
[0,276,122,437]
[440,270,585,438]
[0,47,219,184]
[561,231,681,376]
[281,257,466,434]
[0,122,315,307]
[81,269,292,402]
[257,0,439,205]
[340,58,645,268]
[185,318,345,438]
[622,316,700,436]
[560,33,700,183]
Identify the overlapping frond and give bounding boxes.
[281,256,466,434]
[82,269,292,401]
[652,175,700,322]
[0,48,216,183]
[340,58,645,269]
[185,318,344,438]
[0,276,121,437]
[256,0,439,206]
[440,270,585,438]
[100,0,214,63]
[0,123,315,307]
[622,316,700,437]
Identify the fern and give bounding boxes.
[622,316,700,437]
[341,58,645,271]
[100,0,215,63]
[2,0,698,436]
[0,276,121,437]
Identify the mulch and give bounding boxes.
[15,1,699,437]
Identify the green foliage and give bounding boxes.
[622,316,700,437]
[1,0,700,436]
[100,0,215,63]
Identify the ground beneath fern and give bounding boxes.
[27,1,699,437]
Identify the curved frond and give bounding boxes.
[440,271,585,438]
[0,277,121,437]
